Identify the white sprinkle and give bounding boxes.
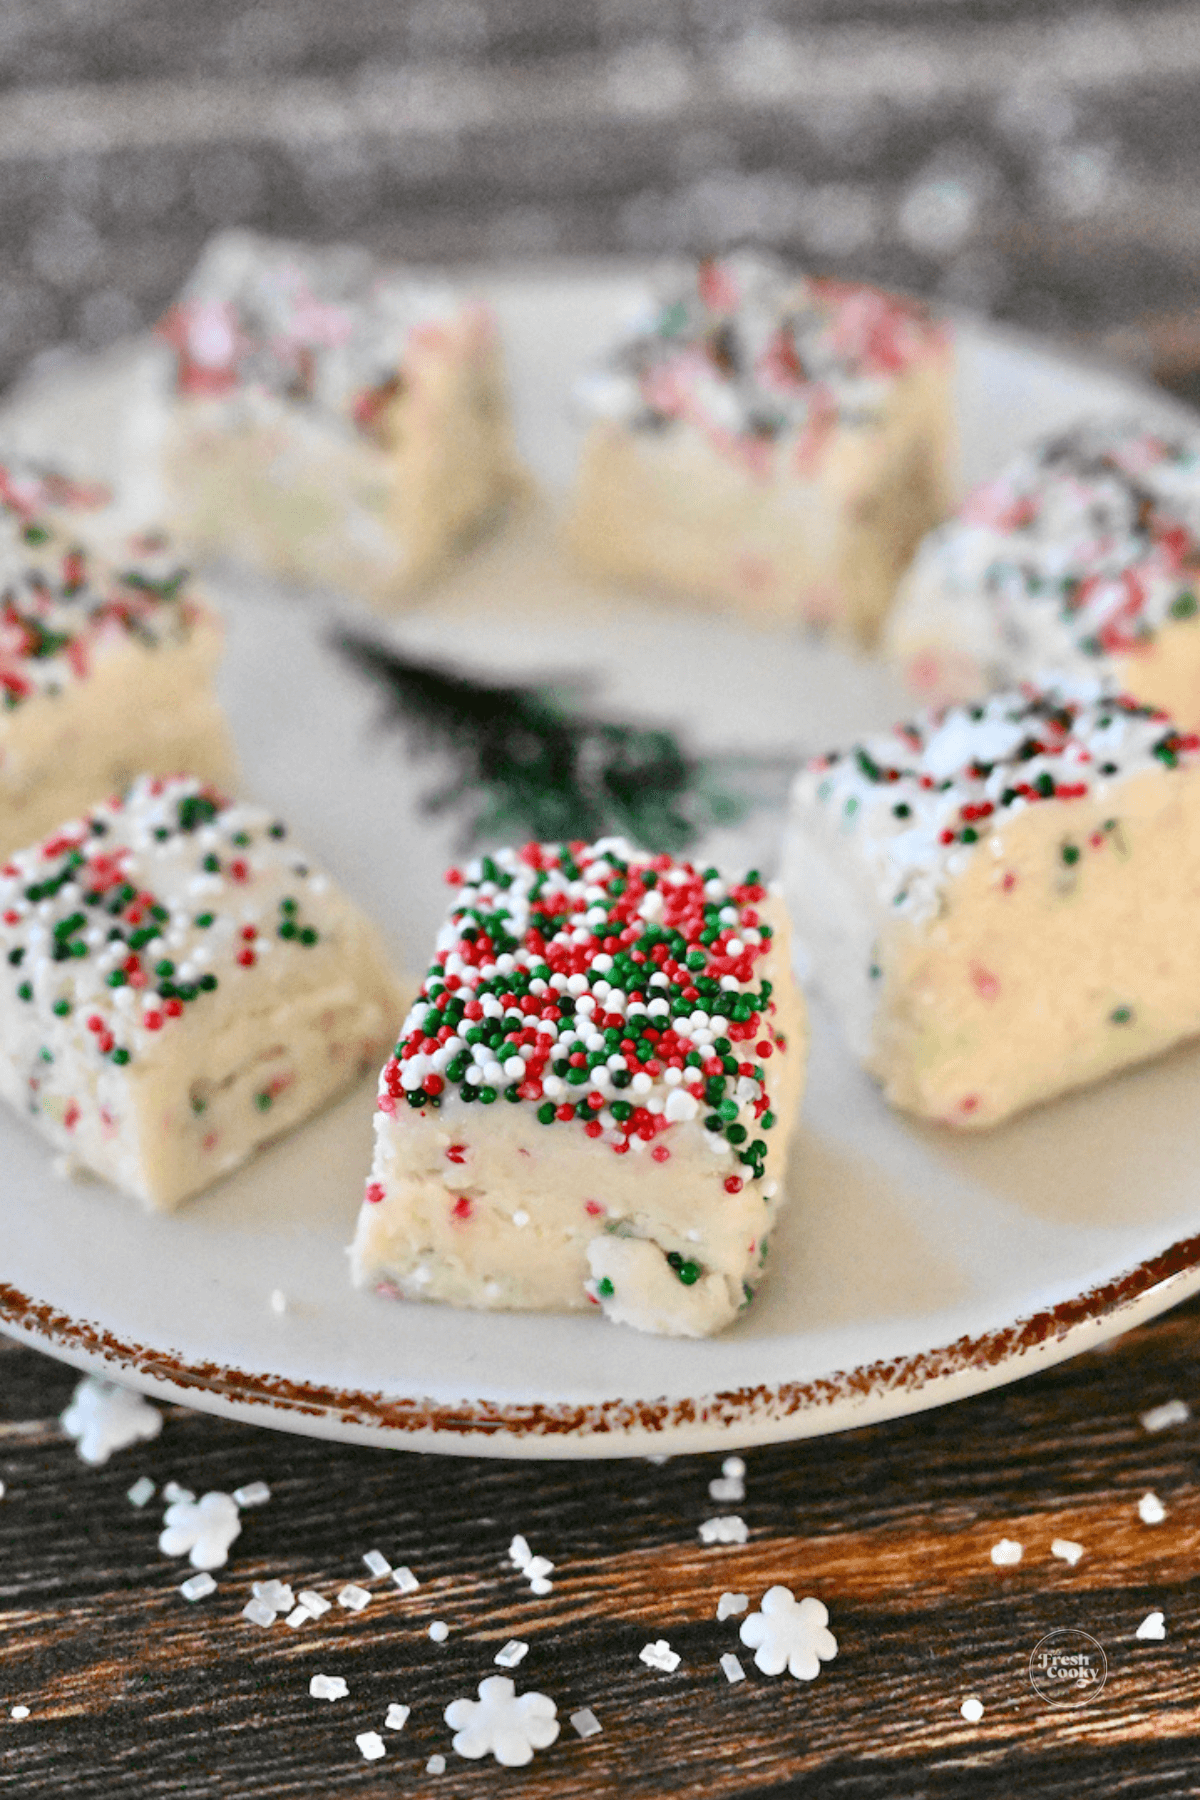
[251,1580,294,1613]
[0,1481,4,1499]
[494,1639,529,1668]
[269,1289,288,1316]
[180,1572,216,1602]
[127,1477,156,1509]
[356,1731,386,1762]
[285,1606,312,1629]
[1051,1538,1084,1566]
[10,1706,29,1720]
[426,1754,446,1774]
[990,1539,1023,1566]
[309,1674,349,1701]
[530,1576,552,1596]
[708,1475,745,1502]
[570,1707,602,1738]
[1139,1491,1167,1525]
[298,1589,331,1616]
[722,1457,746,1478]
[717,1592,749,1621]
[526,1555,554,1581]
[640,1639,681,1672]
[242,1598,275,1628]
[233,1481,271,1508]
[385,1703,410,1731]
[1140,1399,1190,1433]
[1136,1610,1166,1640]
[362,1549,391,1578]
[960,1696,984,1723]
[338,1584,371,1612]
[429,1620,450,1643]
[699,1515,748,1545]
[720,1653,746,1684]
[162,1481,194,1505]
[509,1534,531,1569]
[512,1209,530,1228]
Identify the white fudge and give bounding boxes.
[0,462,235,857]
[886,420,1200,726]
[784,680,1200,1128]
[157,230,526,605]
[567,252,954,646]
[0,775,403,1208]
[351,840,806,1338]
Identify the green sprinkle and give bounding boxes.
[677,1261,700,1286]
[106,970,127,987]
[255,1090,272,1112]
[478,1086,497,1104]
[17,981,32,1001]
[537,1101,556,1124]
[194,912,214,928]
[198,974,218,992]
[597,1276,614,1298]
[111,1047,130,1065]
[298,927,318,946]
[202,854,220,873]
[1061,843,1081,866]
[52,998,70,1017]
[1110,1005,1133,1025]
[1170,591,1198,620]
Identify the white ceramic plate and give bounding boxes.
[3,270,1200,1459]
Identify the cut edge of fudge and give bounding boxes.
[566,251,954,645]
[0,774,405,1208]
[350,838,807,1338]
[784,676,1200,1128]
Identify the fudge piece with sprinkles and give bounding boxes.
[0,775,403,1208]
[157,230,526,606]
[350,841,806,1338]
[0,461,235,857]
[784,680,1200,1128]
[566,252,953,645]
[885,420,1200,725]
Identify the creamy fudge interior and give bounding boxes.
[352,839,807,1338]
[785,680,1200,1128]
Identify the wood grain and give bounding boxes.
[4,1293,1200,1798]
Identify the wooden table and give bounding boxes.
[3,1286,1199,1799]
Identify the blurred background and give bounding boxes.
[1,1,1198,396]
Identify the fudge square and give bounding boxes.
[351,840,807,1338]
[156,230,526,606]
[566,252,953,646]
[0,462,235,858]
[0,776,403,1209]
[784,680,1200,1130]
[885,420,1200,726]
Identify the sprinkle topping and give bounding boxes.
[385,839,783,1179]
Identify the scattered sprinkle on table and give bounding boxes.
[356,1731,385,1761]
[161,1492,241,1570]
[1138,1491,1167,1525]
[700,1515,748,1545]
[162,1482,194,1504]
[392,1565,420,1593]
[495,1639,529,1668]
[989,1539,1023,1566]
[1140,1399,1190,1432]
[429,1620,450,1643]
[1136,1611,1167,1640]
[233,1481,271,1508]
[180,1573,216,1602]
[362,1549,391,1577]
[284,1605,311,1628]
[740,1589,838,1680]
[444,1676,560,1766]
[717,1591,749,1620]
[1051,1538,1084,1566]
[570,1708,602,1739]
[338,1583,371,1611]
[309,1675,348,1701]
[242,1598,275,1628]
[960,1697,984,1723]
[720,1653,746,1684]
[426,1755,446,1774]
[385,1703,410,1731]
[710,1455,747,1502]
[298,1589,331,1616]
[509,1534,555,1595]
[10,1707,29,1720]
[640,1640,681,1672]
[127,1477,156,1509]
[251,1579,293,1613]
[60,1376,162,1465]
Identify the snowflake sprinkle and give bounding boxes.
[158,1491,242,1570]
[444,1676,560,1767]
[60,1376,162,1465]
[739,1588,838,1680]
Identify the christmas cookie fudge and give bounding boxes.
[784,680,1200,1128]
[0,461,236,857]
[157,230,525,605]
[0,775,403,1208]
[885,420,1200,724]
[566,253,954,644]
[350,841,806,1338]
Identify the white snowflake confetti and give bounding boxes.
[444,1675,560,1767]
[429,1620,450,1643]
[740,1588,838,1680]
[509,1534,554,1594]
[385,1703,410,1731]
[159,1492,241,1570]
[362,1550,391,1578]
[338,1584,371,1612]
[720,1653,746,1684]
[60,1376,162,1466]
[232,1481,271,1508]
[699,1515,748,1545]
[717,1591,749,1621]
[127,1477,156,1509]
[495,1640,529,1668]
[960,1696,984,1722]
[570,1707,602,1739]
[309,1675,348,1701]
[1139,1492,1167,1525]
[639,1639,681,1672]
[180,1573,216,1602]
[1051,1538,1084,1566]
[356,1731,385,1761]
[1140,1399,1190,1433]
[990,1539,1023,1566]
[1136,1611,1166,1641]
